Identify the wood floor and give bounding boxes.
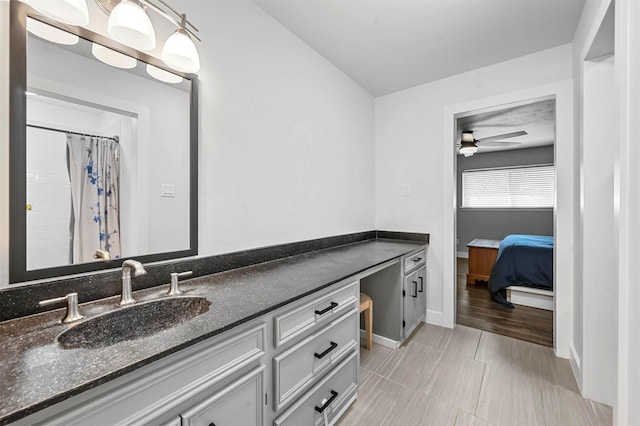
[456,257,553,347]
[338,324,612,426]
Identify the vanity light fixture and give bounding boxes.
[27,17,80,45]
[107,0,156,51]
[146,64,183,84]
[97,0,201,74]
[28,0,90,26]
[92,43,138,69]
[162,14,200,73]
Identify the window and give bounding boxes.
[462,164,555,209]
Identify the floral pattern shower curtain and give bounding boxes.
[67,134,121,263]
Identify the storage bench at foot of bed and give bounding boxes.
[507,286,554,311]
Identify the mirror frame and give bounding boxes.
[9,1,199,283]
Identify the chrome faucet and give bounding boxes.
[119,260,147,306]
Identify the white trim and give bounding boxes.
[570,343,583,392]
[456,251,468,259]
[425,309,449,328]
[360,329,400,350]
[443,81,574,359]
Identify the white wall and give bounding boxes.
[581,54,616,405]
[375,45,573,336]
[615,1,640,423]
[570,0,617,407]
[0,0,375,286]
[189,1,375,256]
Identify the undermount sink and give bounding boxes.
[56,296,211,350]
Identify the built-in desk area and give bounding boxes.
[359,247,427,348]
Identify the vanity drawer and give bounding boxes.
[273,349,358,426]
[273,308,358,410]
[403,248,426,273]
[273,280,358,348]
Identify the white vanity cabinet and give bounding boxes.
[402,249,427,340]
[14,278,360,426]
[269,278,359,424]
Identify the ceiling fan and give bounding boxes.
[458,130,527,157]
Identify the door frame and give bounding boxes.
[441,81,574,358]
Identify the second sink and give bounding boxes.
[56,296,211,350]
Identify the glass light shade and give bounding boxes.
[162,30,200,73]
[28,0,89,26]
[107,0,156,51]
[27,18,79,45]
[459,142,478,155]
[146,64,183,84]
[92,43,137,69]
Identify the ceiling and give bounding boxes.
[456,98,555,155]
[253,0,585,96]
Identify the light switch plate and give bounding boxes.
[161,184,175,198]
[401,184,411,197]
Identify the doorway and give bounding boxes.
[441,82,574,358]
[454,98,555,347]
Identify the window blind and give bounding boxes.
[462,164,555,208]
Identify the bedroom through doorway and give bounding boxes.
[454,98,555,347]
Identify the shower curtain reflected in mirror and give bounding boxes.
[67,135,121,263]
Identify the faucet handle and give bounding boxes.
[38,292,84,323]
[168,271,193,296]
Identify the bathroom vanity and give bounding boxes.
[0,239,427,425]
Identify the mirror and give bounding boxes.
[9,2,198,283]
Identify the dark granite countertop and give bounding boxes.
[0,238,425,424]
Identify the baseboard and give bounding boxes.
[456,251,469,259]
[360,330,400,350]
[569,344,583,393]
[426,309,452,328]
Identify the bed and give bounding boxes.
[488,234,553,308]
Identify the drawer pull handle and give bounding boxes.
[315,390,339,413]
[412,281,418,298]
[418,276,424,292]
[413,257,423,262]
[315,302,338,316]
[314,341,338,359]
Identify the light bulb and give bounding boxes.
[28,0,89,26]
[92,43,137,69]
[107,0,156,51]
[27,18,79,45]
[146,64,183,84]
[162,30,200,73]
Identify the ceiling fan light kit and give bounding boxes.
[458,130,527,156]
[459,140,478,155]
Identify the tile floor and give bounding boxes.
[338,324,612,426]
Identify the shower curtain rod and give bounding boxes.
[27,124,119,142]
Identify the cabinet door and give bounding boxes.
[180,365,264,426]
[403,270,418,339]
[415,266,427,324]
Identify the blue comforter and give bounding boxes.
[488,234,553,308]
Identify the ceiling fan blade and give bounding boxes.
[476,130,527,143]
[479,141,522,147]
